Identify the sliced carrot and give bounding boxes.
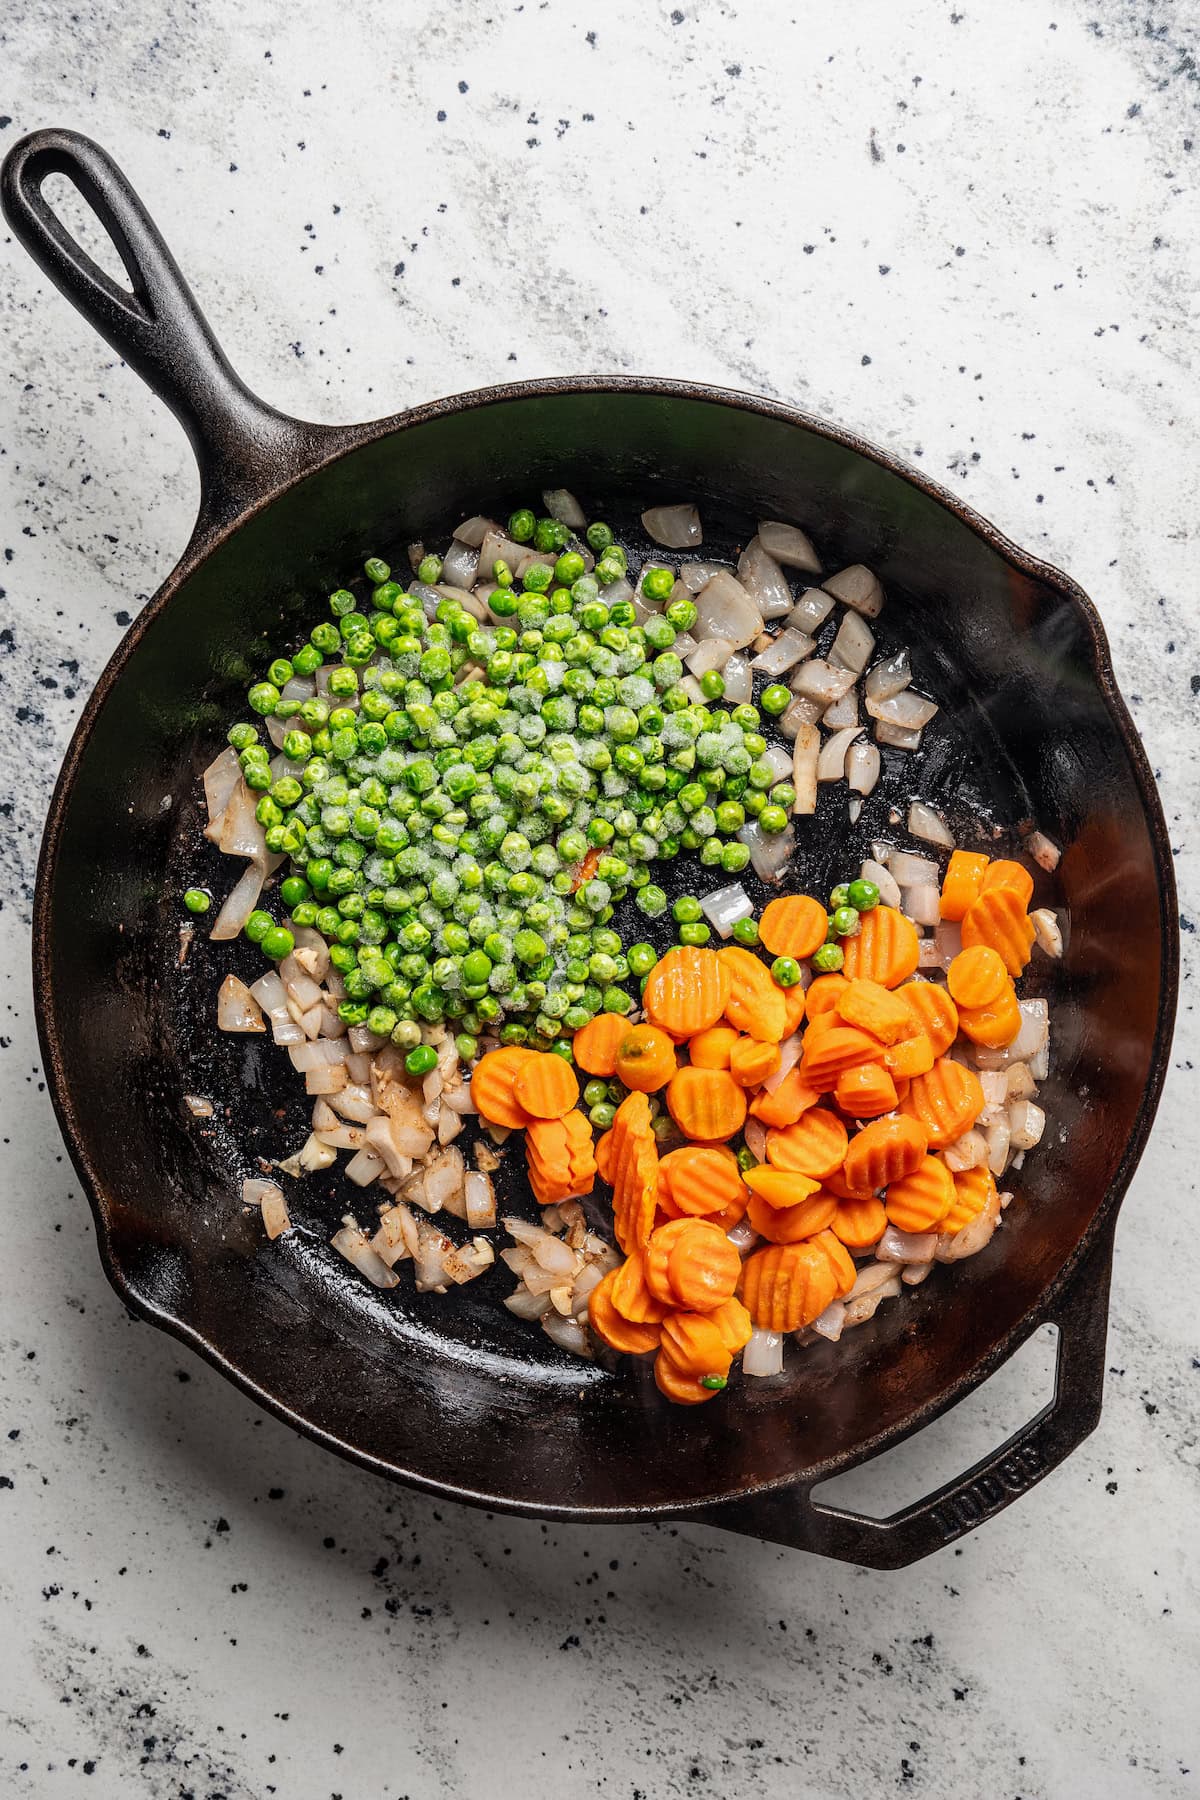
[470,1046,536,1128]
[941,1164,998,1234]
[608,1092,659,1253]
[834,1061,899,1119]
[842,1114,928,1192]
[884,1030,936,1079]
[571,1011,628,1077]
[805,973,849,1018]
[765,1109,848,1179]
[901,1057,985,1148]
[961,887,1036,977]
[665,1065,747,1142]
[642,945,730,1038]
[525,1117,572,1205]
[613,1023,678,1093]
[513,1052,580,1120]
[610,1250,669,1323]
[657,1146,745,1218]
[799,1024,883,1090]
[644,1217,741,1311]
[812,1228,858,1295]
[749,1066,821,1128]
[840,905,920,989]
[835,978,915,1045]
[781,980,808,1037]
[688,1025,738,1070]
[708,1295,754,1354]
[885,1156,954,1232]
[759,894,829,962]
[743,1165,822,1209]
[654,1349,719,1404]
[563,1110,598,1195]
[980,858,1035,909]
[588,1271,662,1353]
[704,1190,750,1234]
[594,1128,616,1184]
[902,981,959,1058]
[947,945,1008,1010]
[719,945,787,1042]
[730,1036,782,1088]
[739,1242,838,1332]
[660,1311,733,1380]
[957,986,1022,1048]
[940,849,990,921]
[824,1161,879,1201]
[829,1195,887,1250]
[746,1189,838,1244]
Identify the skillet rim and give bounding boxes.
[31,374,1181,1521]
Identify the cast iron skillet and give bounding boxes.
[2,129,1178,1568]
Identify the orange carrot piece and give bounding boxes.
[654,1350,719,1404]
[513,1052,580,1120]
[902,981,960,1058]
[470,1046,536,1128]
[610,1250,670,1323]
[665,1065,747,1142]
[941,1164,998,1234]
[708,1295,754,1354]
[829,1195,888,1249]
[834,1060,899,1119]
[563,1110,598,1195]
[759,894,830,962]
[588,1271,662,1353]
[730,1035,782,1088]
[645,1218,740,1311]
[571,1011,629,1077]
[980,858,1035,909]
[781,981,808,1037]
[805,973,849,1017]
[824,1162,879,1201]
[642,945,730,1037]
[799,1023,883,1090]
[719,945,787,1043]
[961,887,1036,977]
[739,1242,838,1332]
[660,1311,734,1380]
[765,1109,848,1179]
[743,1165,822,1209]
[688,1025,738,1070]
[613,1023,678,1093]
[901,1057,985,1148]
[657,1146,744,1217]
[885,1155,955,1232]
[643,1217,707,1304]
[840,905,920,989]
[841,1114,928,1192]
[812,1228,858,1296]
[884,1030,936,1080]
[525,1117,572,1205]
[749,1066,821,1128]
[835,978,915,1045]
[746,1189,838,1244]
[704,1191,750,1235]
[594,1128,616,1184]
[947,945,1008,1010]
[939,849,990,921]
[957,986,1022,1048]
[608,1092,659,1252]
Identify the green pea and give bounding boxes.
[627,942,658,977]
[829,883,852,910]
[848,878,880,911]
[812,943,845,973]
[721,842,751,874]
[771,956,802,988]
[588,1101,616,1129]
[508,508,536,543]
[664,596,696,631]
[699,669,725,700]
[760,683,791,716]
[261,926,295,961]
[403,1043,438,1075]
[678,921,711,946]
[731,916,760,947]
[183,888,210,914]
[280,876,310,909]
[244,910,273,943]
[248,681,280,716]
[758,804,790,834]
[585,522,613,553]
[831,905,861,937]
[672,895,702,923]
[641,567,674,602]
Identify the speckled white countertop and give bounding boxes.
[1,2,1198,1795]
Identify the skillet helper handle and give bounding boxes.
[0,128,337,541]
[707,1220,1117,1569]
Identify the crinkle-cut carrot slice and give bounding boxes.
[884,1030,936,1080]
[805,973,849,1017]
[471,1046,536,1127]
[688,1025,738,1070]
[812,1227,858,1295]
[665,1065,747,1141]
[594,1128,616,1184]
[824,1162,880,1201]
[571,1011,629,1077]
[614,1023,678,1093]
[654,1349,720,1404]
[942,1164,998,1234]
[829,1195,888,1250]
[947,945,1008,1010]
[765,1109,848,1179]
[610,1250,670,1323]
[609,1092,659,1253]
[799,1024,883,1090]
[834,1061,899,1119]
[835,978,916,1045]
[749,1066,822,1128]
[743,1165,822,1209]
[642,945,731,1037]
[657,1146,745,1217]
[588,1271,662,1353]
[842,1114,929,1192]
[940,849,990,921]
[781,981,808,1037]
[660,1311,734,1380]
[980,858,1035,909]
[643,1217,705,1304]
[739,1242,838,1333]
[513,1052,580,1120]
[902,981,959,1058]
[885,1155,955,1232]
[746,1189,838,1244]
[709,1295,754,1354]
[840,905,920,989]
[960,887,1036,977]
[730,1036,782,1088]
[525,1117,572,1204]
[901,1057,985,1148]
[759,894,830,962]
[719,945,788,1043]
[957,986,1022,1048]
[668,1223,742,1313]
[563,1110,598,1194]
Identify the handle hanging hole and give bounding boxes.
[41,170,135,294]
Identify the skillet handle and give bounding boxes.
[0,128,341,543]
[704,1220,1117,1569]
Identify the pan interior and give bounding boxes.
[42,389,1168,1514]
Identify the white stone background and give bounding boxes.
[1,0,1197,1795]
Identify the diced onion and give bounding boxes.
[875,719,923,751]
[738,818,794,881]
[900,884,941,927]
[721,652,752,703]
[693,571,763,649]
[642,504,702,549]
[906,805,963,854]
[542,1312,593,1358]
[333,1220,401,1289]
[823,564,884,618]
[543,488,587,529]
[750,627,814,676]
[1028,830,1061,871]
[441,539,479,589]
[700,883,753,938]
[822,688,859,730]
[685,636,735,677]
[737,538,793,618]
[791,725,819,815]
[756,519,821,572]
[678,560,728,593]
[1031,908,1064,958]
[243,1178,291,1240]
[810,1299,846,1342]
[453,515,498,547]
[868,689,939,730]
[1008,1099,1045,1151]
[209,861,266,941]
[828,612,876,675]
[790,659,856,706]
[888,848,940,886]
[779,695,823,740]
[788,588,835,633]
[217,975,265,1033]
[464,1170,497,1229]
[864,651,912,703]
[203,747,242,826]
[743,1329,784,1377]
[817,726,864,783]
[846,741,881,797]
